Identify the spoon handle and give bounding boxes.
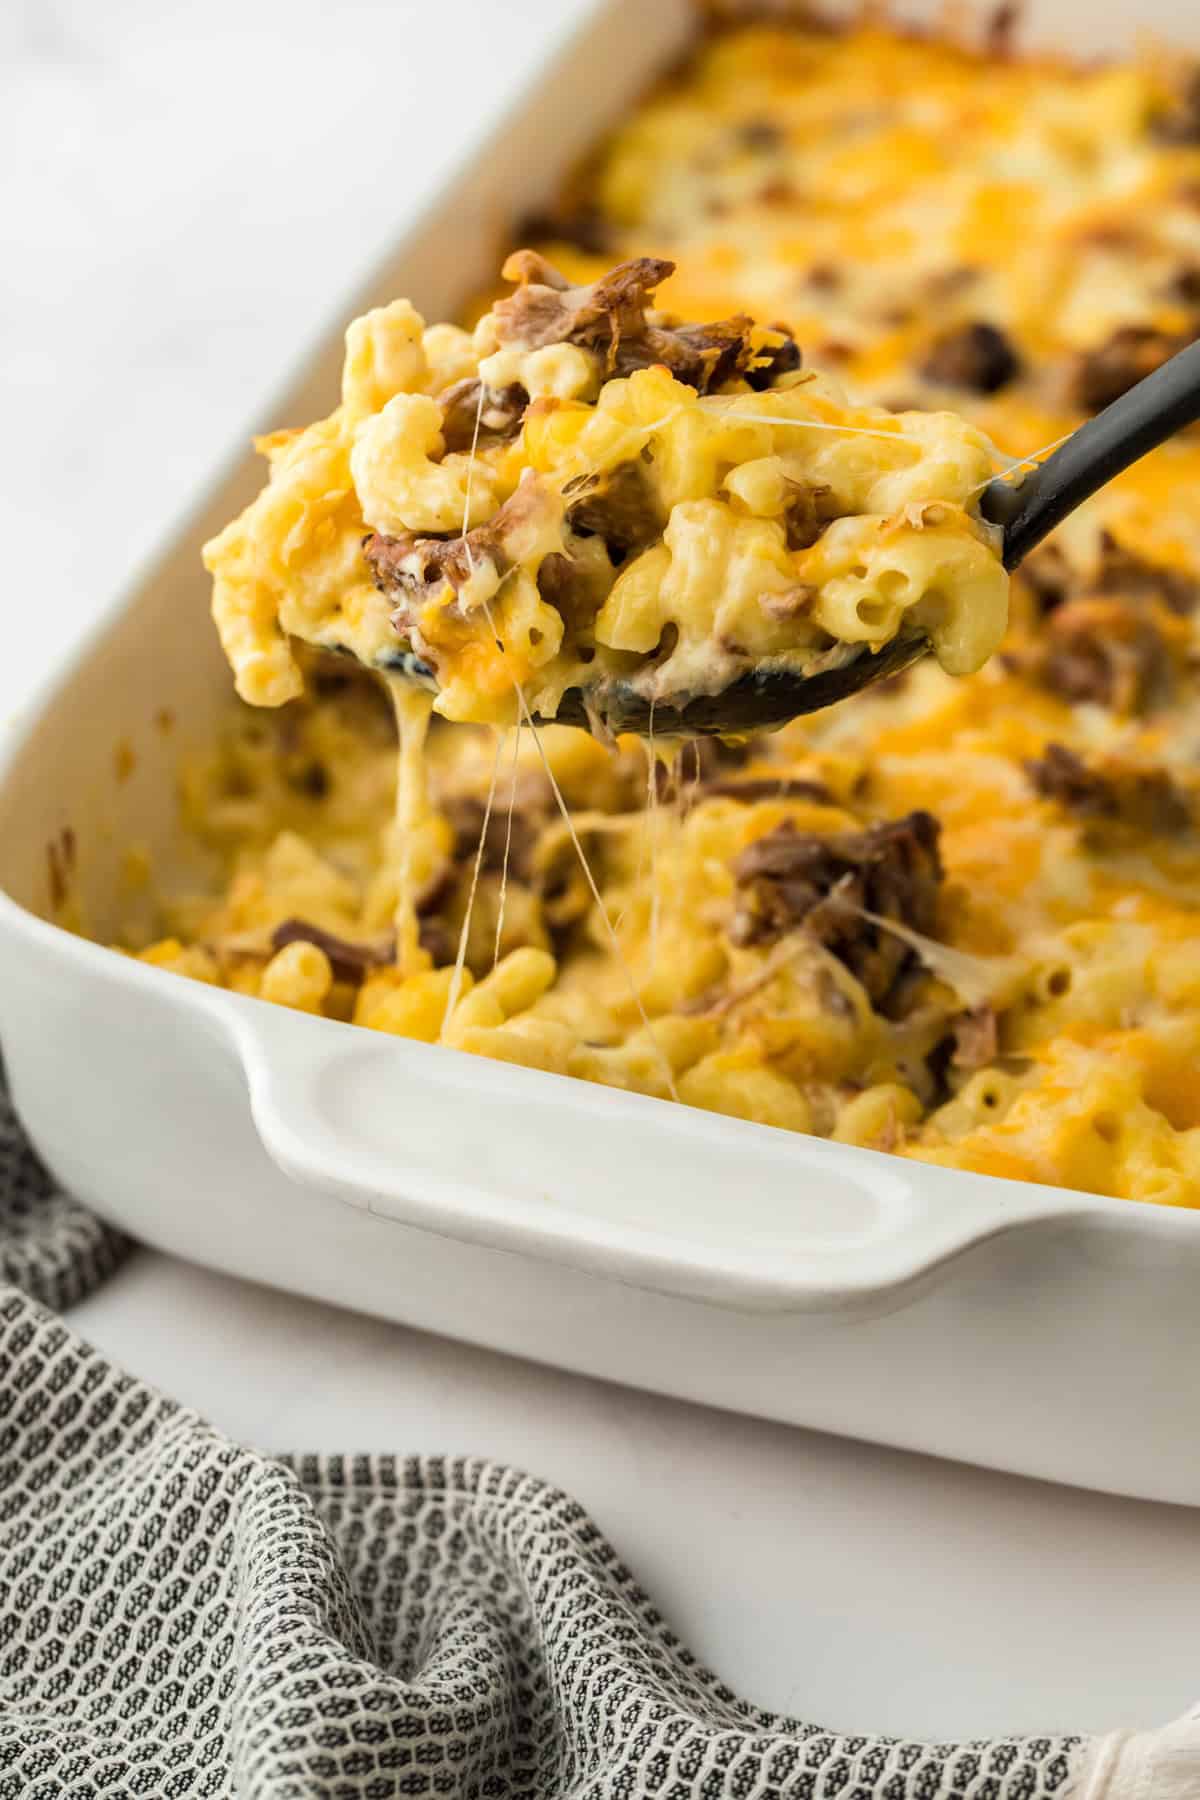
[980,336,1200,571]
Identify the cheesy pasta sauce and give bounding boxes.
[126,15,1200,1206]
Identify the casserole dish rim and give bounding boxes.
[2,0,1198,1323]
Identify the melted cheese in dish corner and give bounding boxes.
[204,251,1008,729]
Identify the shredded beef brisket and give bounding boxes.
[919,321,1022,393]
[441,789,544,883]
[534,551,602,634]
[1025,744,1110,814]
[701,776,834,805]
[492,251,802,394]
[365,477,555,643]
[365,523,503,602]
[1036,597,1171,712]
[436,378,527,453]
[270,912,455,978]
[782,480,838,550]
[744,328,804,389]
[1067,325,1196,413]
[730,810,944,1007]
[269,920,393,984]
[493,252,682,358]
[1026,743,1192,836]
[1008,535,1191,713]
[1093,532,1199,614]
[563,460,665,557]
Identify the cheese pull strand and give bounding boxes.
[388,678,437,978]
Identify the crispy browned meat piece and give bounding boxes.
[782,480,838,551]
[417,918,455,966]
[436,378,527,453]
[919,321,1022,393]
[730,810,944,1007]
[1037,597,1171,713]
[1025,743,1192,835]
[1025,743,1117,814]
[563,460,665,557]
[536,464,665,640]
[492,251,801,394]
[493,251,676,352]
[701,776,833,805]
[1067,325,1195,413]
[269,919,393,983]
[367,524,494,603]
[1093,532,1199,614]
[743,327,804,389]
[1008,535,1192,713]
[366,478,555,650]
[440,786,547,882]
[534,551,603,636]
[641,315,767,390]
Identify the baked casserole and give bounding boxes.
[119,12,1200,1207]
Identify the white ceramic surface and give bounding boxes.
[3,0,1200,1503]
[5,0,1200,1744]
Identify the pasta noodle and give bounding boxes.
[204,255,1009,730]
[108,12,1200,1207]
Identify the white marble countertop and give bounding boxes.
[3,0,1200,1747]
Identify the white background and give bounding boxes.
[3,0,1199,1742]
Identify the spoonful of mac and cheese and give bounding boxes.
[205,252,1012,737]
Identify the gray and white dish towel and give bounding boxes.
[0,1082,1194,1799]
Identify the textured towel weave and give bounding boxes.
[0,1080,1188,1798]
[0,1080,128,1311]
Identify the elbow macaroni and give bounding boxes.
[205,254,1009,729]
[122,17,1200,1208]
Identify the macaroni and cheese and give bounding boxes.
[122,13,1200,1207]
[205,253,1008,731]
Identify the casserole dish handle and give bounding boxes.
[232,1001,1080,1314]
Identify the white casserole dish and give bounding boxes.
[3,0,1199,1505]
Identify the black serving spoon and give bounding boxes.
[368,337,1200,736]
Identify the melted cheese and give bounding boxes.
[114,17,1200,1208]
[204,261,1009,728]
